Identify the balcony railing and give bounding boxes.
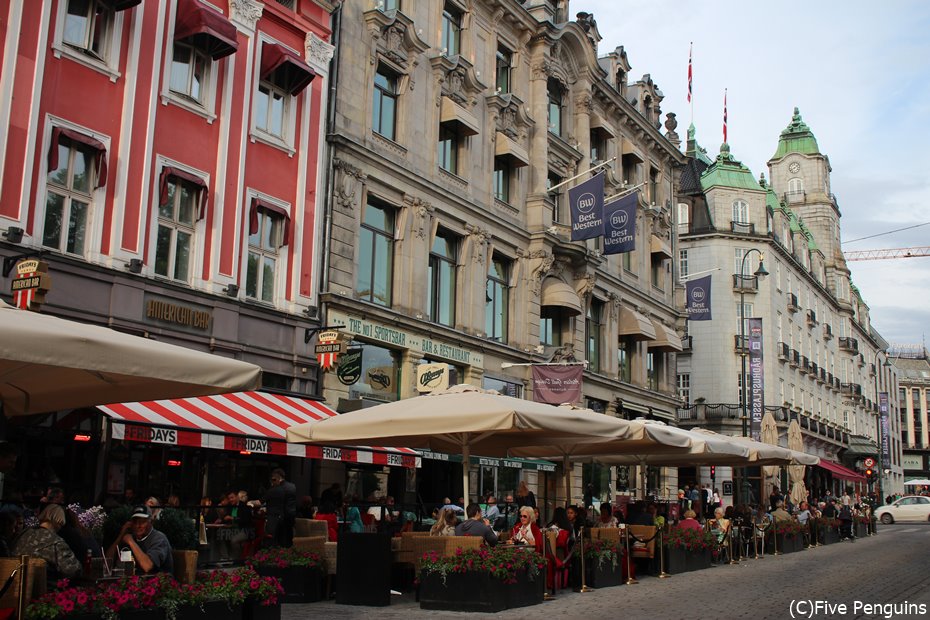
[818,367,827,383]
[789,349,800,367]
[732,274,759,291]
[734,334,748,352]
[787,293,799,312]
[681,335,693,351]
[806,309,818,326]
[778,342,790,360]
[799,355,810,373]
[823,323,833,340]
[839,336,859,353]
[730,221,756,235]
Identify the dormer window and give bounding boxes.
[788,177,803,195]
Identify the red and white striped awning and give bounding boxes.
[98,391,420,468]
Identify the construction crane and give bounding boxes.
[844,247,930,261]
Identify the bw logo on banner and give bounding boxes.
[603,192,637,254]
[686,275,713,321]
[568,173,605,241]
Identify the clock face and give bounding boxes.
[788,162,801,174]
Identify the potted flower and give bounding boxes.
[662,528,715,574]
[168,568,281,620]
[580,537,623,588]
[769,520,804,553]
[812,517,841,544]
[247,547,323,604]
[24,580,99,620]
[853,514,870,538]
[418,546,546,612]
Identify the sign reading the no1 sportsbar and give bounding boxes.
[328,310,483,368]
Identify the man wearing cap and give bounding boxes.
[106,505,173,574]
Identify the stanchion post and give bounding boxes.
[578,527,594,592]
[657,526,670,578]
[772,522,781,556]
[17,554,27,620]
[543,531,556,601]
[623,525,638,585]
[753,524,761,559]
[728,522,739,565]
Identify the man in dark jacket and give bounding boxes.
[264,468,296,547]
[455,503,498,546]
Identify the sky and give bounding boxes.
[578,0,930,346]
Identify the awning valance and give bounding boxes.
[99,391,420,468]
[260,43,316,96]
[249,198,291,246]
[621,138,644,164]
[844,435,878,457]
[105,0,143,11]
[494,132,529,168]
[159,166,208,220]
[50,127,108,189]
[440,96,480,137]
[540,278,582,317]
[618,306,656,341]
[174,0,239,60]
[816,459,865,482]
[650,234,673,260]
[648,319,682,352]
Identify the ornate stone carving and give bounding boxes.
[465,224,490,264]
[432,55,485,109]
[607,291,620,320]
[406,197,434,239]
[229,0,263,33]
[574,272,596,301]
[365,8,429,72]
[575,94,593,113]
[527,250,554,297]
[333,159,366,213]
[532,60,555,80]
[305,32,335,74]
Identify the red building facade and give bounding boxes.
[0,0,334,391]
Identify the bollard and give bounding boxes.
[577,527,594,592]
[622,525,638,585]
[657,527,670,578]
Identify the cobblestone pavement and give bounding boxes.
[283,524,930,620]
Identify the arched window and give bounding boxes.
[732,200,748,224]
[677,203,690,234]
[788,177,803,195]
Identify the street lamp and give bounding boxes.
[873,350,892,503]
[737,248,768,505]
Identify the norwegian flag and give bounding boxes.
[723,89,728,143]
[688,43,694,103]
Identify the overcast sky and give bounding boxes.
[578,1,930,346]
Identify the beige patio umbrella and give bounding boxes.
[0,301,262,417]
[286,384,633,502]
[760,411,781,488]
[787,420,808,505]
[691,429,819,466]
[512,420,747,500]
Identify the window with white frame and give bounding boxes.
[775,260,782,290]
[42,128,108,257]
[779,379,785,405]
[736,301,753,336]
[732,199,748,224]
[254,43,315,146]
[155,171,204,282]
[788,177,803,195]
[169,42,211,106]
[547,78,563,136]
[678,249,688,278]
[677,373,691,404]
[246,200,288,303]
[54,0,131,76]
[734,247,749,276]
[677,203,690,235]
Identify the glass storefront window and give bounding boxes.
[351,342,401,401]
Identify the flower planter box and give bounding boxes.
[254,566,323,604]
[118,609,165,620]
[664,547,712,574]
[818,527,840,545]
[589,561,623,588]
[855,522,868,538]
[419,568,544,612]
[767,533,803,554]
[243,601,281,620]
[175,601,244,620]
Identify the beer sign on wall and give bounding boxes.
[315,330,345,371]
[416,363,450,393]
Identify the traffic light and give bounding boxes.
[865,468,874,479]
[710,466,716,478]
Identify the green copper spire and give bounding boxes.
[772,107,820,160]
[686,123,714,165]
[699,143,760,192]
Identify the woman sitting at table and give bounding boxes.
[597,503,619,528]
[429,508,457,536]
[12,504,81,580]
[314,500,339,542]
[677,509,703,532]
[708,507,730,542]
[510,506,543,554]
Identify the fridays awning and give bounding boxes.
[99,391,420,468]
[816,459,865,482]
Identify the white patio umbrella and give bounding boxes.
[286,384,633,502]
[760,411,781,495]
[903,479,930,486]
[787,420,809,506]
[0,301,262,417]
[691,429,819,466]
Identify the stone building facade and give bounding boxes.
[676,111,902,502]
[891,345,930,489]
[319,0,686,505]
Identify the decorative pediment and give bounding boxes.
[430,54,486,109]
[364,8,429,71]
[486,93,534,141]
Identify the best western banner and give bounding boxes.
[531,365,583,404]
[879,392,890,467]
[748,318,765,441]
[603,192,637,254]
[686,275,713,321]
[568,173,605,241]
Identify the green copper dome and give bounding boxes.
[686,123,714,166]
[700,143,760,192]
[772,107,820,160]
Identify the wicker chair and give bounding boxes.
[292,535,327,560]
[409,537,448,574]
[589,527,621,543]
[395,531,431,566]
[626,525,657,560]
[294,518,328,539]
[441,535,483,556]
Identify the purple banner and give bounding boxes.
[531,365,583,405]
[603,192,637,255]
[748,317,765,441]
[568,173,605,241]
[879,392,890,468]
[686,275,713,321]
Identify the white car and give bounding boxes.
[874,496,930,524]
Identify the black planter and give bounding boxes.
[243,601,281,620]
[855,522,868,538]
[767,533,803,554]
[175,602,244,620]
[664,547,712,574]
[819,527,840,545]
[255,566,324,604]
[589,559,623,588]
[419,568,544,612]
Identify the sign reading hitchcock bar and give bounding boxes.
[329,310,483,368]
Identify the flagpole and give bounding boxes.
[688,42,693,125]
[679,267,720,283]
[604,183,644,204]
[547,157,616,193]
[723,88,728,144]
